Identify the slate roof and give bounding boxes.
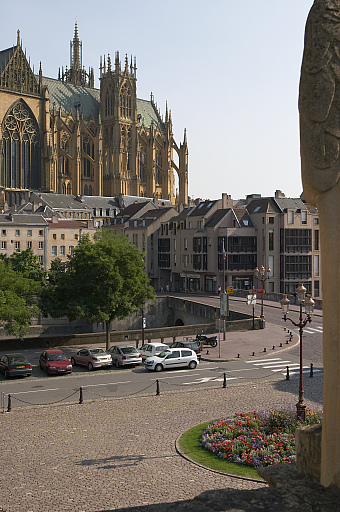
[41,77,164,131]
[77,195,120,210]
[203,209,231,228]
[115,201,153,219]
[46,220,91,229]
[246,198,281,215]
[0,47,14,74]
[0,214,47,225]
[273,197,307,212]
[31,193,92,212]
[138,207,174,220]
[188,200,218,218]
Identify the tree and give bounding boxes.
[39,231,155,349]
[8,248,47,282]
[0,259,41,339]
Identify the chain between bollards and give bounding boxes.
[156,379,160,396]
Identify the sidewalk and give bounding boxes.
[199,323,298,362]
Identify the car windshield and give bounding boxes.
[158,350,171,358]
[91,349,106,354]
[8,355,25,364]
[48,353,68,361]
[121,347,138,355]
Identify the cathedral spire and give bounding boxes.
[17,30,20,48]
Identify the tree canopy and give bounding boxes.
[0,254,42,339]
[39,231,155,348]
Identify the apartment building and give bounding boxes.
[247,192,321,298]
[158,199,257,293]
[0,213,97,270]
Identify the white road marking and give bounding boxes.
[82,381,131,388]
[245,358,282,363]
[182,376,238,385]
[253,361,291,366]
[9,388,60,395]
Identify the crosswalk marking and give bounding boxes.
[244,357,323,377]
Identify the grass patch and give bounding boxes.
[178,421,262,479]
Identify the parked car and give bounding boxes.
[39,350,72,375]
[0,353,33,378]
[70,348,112,370]
[109,345,142,368]
[144,347,198,372]
[170,341,202,360]
[139,342,170,361]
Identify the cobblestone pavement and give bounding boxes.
[0,376,323,512]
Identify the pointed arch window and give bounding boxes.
[89,185,93,196]
[62,182,66,194]
[67,183,71,194]
[84,184,88,195]
[120,83,131,118]
[82,134,94,159]
[61,156,69,175]
[2,101,40,189]
[105,85,114,117]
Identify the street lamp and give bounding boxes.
[254,265,271,319]
[280,284,315,420]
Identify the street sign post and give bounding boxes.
[247,294,257,330]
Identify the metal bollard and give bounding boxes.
[156,379,160,396]
[206,350,209,355]
[7,394,11,412]
[237,354,240,358]
[286,340,289,344]
[79,386,83,404]
[252,352,255,356]
[286,366,290,380]
[272,346,275,350]
[223,373,227,388]
[310,363,314,378]
[263,347,266,352]
[279,343,283,347]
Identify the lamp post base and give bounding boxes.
[296,400,306,421]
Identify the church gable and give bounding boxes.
[0,31,40,96]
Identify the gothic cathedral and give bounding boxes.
[0,25,188,208]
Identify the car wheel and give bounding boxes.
[71,357,76,366]
[88,362,94,371]
[210,340,217,348]
[155,364,163,372]
[188,361,197,369]
[115,359,120,368]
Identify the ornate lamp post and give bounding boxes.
[280,284,315,420]
[254,265,271,319]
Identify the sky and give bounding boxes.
[1,0,314,201]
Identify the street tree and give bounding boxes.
[39,231,155,349]
[0,259,41,339]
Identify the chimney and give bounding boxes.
[52,214,58,224]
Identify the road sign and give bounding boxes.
[247,294,256,305]
[226,286,234,294]
[252,289,264,294]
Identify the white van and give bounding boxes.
[139,342,170,360]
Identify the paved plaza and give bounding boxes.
[0,373,323,512]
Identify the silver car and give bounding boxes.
[109,345,142,368]
[144,347,198,372]
[70,348,112,370]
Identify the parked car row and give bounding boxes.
[0,340,202,378]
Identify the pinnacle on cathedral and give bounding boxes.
[58,23,94,87]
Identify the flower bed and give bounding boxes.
[201,409,322,469]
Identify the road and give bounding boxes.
[0,294,323,410]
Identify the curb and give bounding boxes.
[200,337,301,363]
[175,433,265,483]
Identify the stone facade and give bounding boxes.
[0,26,188,209]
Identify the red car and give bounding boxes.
[39,349,72,375]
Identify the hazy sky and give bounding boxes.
[1,0,313,201]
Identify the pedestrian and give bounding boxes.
[217,286,221,295]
